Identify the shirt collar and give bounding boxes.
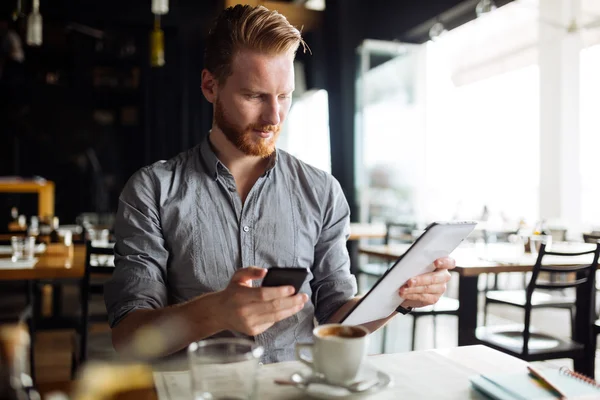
[199,133,221,180]
[199,131,279,180]
[264,148,278,179]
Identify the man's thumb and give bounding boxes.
[230,266,267,285]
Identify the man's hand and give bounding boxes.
[214,267,308,336]
[398,257,456,308]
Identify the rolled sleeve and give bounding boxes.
[104,168,169,328]
[311,178,357,324]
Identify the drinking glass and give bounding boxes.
[530,235,552,257]
[188,338,263,400]
[89,228,110,246]
[11,236,36,261]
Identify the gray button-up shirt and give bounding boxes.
[105,135,357,363]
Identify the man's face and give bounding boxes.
[213,49,295,158]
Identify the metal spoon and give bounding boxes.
[274,372,379,393]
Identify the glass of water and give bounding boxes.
[530,234,552,257]
[188,338,263,400]
[11,236,36,261]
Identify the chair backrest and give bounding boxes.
[522,242,600,353]
[583,233,600,244]
[79,240,115,362]
[384,222,416,245]
[84,240,115,275]
[549,228,567,242]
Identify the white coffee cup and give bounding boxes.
[295,324,369,385]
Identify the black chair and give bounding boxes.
[384,222,416,245]
[358,222,416,279]
[71,240,115,376]
[0,233,38,380]
[360,222,460,352]
[397,296,460,351]
[583,233,600,243]
[483,233,583,334]
[0,282,30,324]
[583,233,600,318]
[477,242,600,367]
[483,243,577,337]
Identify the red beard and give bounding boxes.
[215,98,280,158]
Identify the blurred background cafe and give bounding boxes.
[1,0,600,398]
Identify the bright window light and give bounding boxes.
[580,44,600,227]
[280,90,331,173]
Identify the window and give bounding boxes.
[354,15,540,225]
[279,90,331,173]
[580,44,600,227]
[424,61,539,223]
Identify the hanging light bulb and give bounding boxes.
[150,15,165,67]
[152,0,169,15]
[12,0,22,21]
[429,21,447,41]
[476,0,497,18]
[26,0,42,46]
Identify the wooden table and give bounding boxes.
[347,223,387,275]
[0,244,87,381]
[349,222,387,241]
[359,242,598,377]
[0,178,55,219]
[0,244,85,281]
[38,345,528,399]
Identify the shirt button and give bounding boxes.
[243,226,250,232]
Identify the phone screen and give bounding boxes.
[261,267,308,295]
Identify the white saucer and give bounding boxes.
[289,364,392,399]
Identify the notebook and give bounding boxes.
[470,366,600,400]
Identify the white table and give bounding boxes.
[154,345,527,399]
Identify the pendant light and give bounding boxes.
[150,15,165,67]
[152,0,169,15]
[26,0,42,46]
[12,0,23,21]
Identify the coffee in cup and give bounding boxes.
[295,324,369,385]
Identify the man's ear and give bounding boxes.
[201,69,218,104]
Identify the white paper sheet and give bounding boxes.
[154,371,191,400]
[153,351,486,400]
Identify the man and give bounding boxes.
[105,4,455,363]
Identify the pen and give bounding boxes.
[527,365,568,400]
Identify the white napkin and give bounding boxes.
[0,258,38,269]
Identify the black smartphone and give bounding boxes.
[261,267,309,295]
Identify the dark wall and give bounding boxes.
[1,0,493,225]
[0,0,221,223]
[322,0,364,220]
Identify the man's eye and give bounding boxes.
[247,94,261,100]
